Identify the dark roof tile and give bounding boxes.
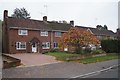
[47,21,72,31]
[7,17,72,31]
[76,26,116,37]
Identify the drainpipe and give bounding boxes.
[51,31,53,49]
[38,43,39,53]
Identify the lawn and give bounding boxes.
[46,52,120,64]
[46,52,80,61]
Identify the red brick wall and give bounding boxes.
[53,32,64,43]
[8,28,64,53]
[2,22,9,53]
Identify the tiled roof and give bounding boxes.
[7,17,72,31]
[76,26,116,37]
[7,17,52,30]
[29,37,40,43]
[47,21,72,31]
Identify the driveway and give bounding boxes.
[6,53,61,67]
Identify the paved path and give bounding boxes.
[6,53,61,67]
[2,59,120,78]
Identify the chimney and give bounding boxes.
[70,20,74,27]
[4,10,8,21]
[43,16,47,22]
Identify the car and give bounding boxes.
[88,44,96,50]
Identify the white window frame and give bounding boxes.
[54,42,59,48]
[18,29,28,35]
[41,31,48,36]
[42,42,50,49]
[55,32,61,37]
[16,42,26,50]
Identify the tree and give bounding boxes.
[59,27,100,53]
[11,7,31,19]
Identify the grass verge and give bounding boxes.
[79,54,120,64]
[46,52,120,64]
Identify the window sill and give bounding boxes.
[16,48,26,50]
[42,48,50,49]
[41,35,48,37]
[18,34,28,36]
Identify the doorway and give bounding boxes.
[32,43,37,53]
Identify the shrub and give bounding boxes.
[84,47,91,53]
[101,39,120,53]
[91,49,105,54]
[75,46,82,54]
[49,48,59,52]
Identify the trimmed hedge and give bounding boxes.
[101,39,120,53]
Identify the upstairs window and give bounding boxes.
[18,29,28,35]
[16,42,26,50]
[55,32,61,37]
[41,31,48,36]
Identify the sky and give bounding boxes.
[0,0,119,32]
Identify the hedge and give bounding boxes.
[101,39,120,53]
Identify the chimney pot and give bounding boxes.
[43,16,47,22]
[70,20,74,27]
[4,10,8,20]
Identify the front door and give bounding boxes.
[32,43,37,53]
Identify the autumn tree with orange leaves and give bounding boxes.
[59,27,100,53]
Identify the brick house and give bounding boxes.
[2,10,73,54]
[76,26,116,40]
[2,10,116,54]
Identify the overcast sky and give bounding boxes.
[0,0,119,32]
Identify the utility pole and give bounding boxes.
[95,18,98,27]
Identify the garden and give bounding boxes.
[46,27,120,64]
[46,50,120,64]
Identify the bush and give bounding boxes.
[101,40,120,53]
[84,47,91,53]
[75,47,82,54]
[91,49,105,54]
[50,48,59,52]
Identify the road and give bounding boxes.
[81,66,119,78]
[2,59,119,78]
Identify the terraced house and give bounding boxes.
[2,10,116,54]
[76,26,116,40]
[2,10,73,54]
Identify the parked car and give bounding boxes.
[88,44,96,50]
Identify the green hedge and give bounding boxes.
[101,40,120,53]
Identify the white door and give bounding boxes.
[32,43,37,53]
